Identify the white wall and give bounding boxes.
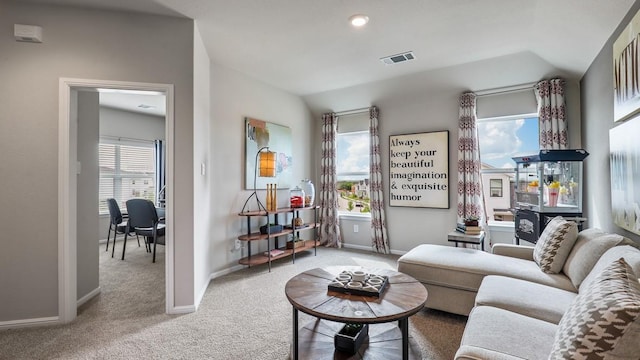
[304,51,582,252]
[209,63,313,274]
[582,0,640,243]
[0,2,195,322]
[193,24,211,307]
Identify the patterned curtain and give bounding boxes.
[369,106,390,254]
[319,113,342,247]
[457,92,484,224]
[535,78,568,150]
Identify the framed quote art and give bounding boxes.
[389,130,449,208]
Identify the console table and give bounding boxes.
[447,230,485,251]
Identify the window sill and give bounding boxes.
[339,213,371,222]
[487,220,515,232]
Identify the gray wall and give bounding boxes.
[304,51,582,252]
[581,0,640,243]
[76,91,100,301]
[0,1,195,321]
[100,106,166,141]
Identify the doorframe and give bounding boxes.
[58,78,175,323]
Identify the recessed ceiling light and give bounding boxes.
[349,14,369,27]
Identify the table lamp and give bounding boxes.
[241,146,276,213]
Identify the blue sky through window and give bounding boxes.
[336,131,369,180]
[477,117,539,169]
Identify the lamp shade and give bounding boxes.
[259,150,276,177]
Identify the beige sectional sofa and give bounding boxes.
[397,225,640,359]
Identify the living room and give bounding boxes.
[2,0,640,358]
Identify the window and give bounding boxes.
[99,139,156,214]
[477,115,539,221]
[336,131,370,214]
[489,179,503,197]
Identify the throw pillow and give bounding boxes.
[563,229,634,290]
[549,258,640,359]
[533,216,578,274]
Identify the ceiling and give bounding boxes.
[99,91,166,117]
[24,0,636,97]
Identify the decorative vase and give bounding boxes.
[266,183,277,212]
[300,179,315,207]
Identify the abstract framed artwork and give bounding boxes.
[613,7,640,122]
[610,117,640,234]
[245,117,293,190]
[389,130,449,208]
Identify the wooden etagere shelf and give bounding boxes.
[238,205,319,271]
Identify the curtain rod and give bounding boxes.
[475,82,536,97]
[335,107,370,116]
[100,135,156,144]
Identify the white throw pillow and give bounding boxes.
[533,216,578,274]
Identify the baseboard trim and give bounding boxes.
[193,264,246,310]
[0,316,60,330]
[342,243,407,256]
[77,287,101,307]
[210,264,245,280]
[168,305,196,314]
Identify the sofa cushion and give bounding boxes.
[581,245,640,291]
[475,275,577,324]
[562,228,633,289]
[455,306,556,360]
[550,258,640,359]
[397,245,576,293]
[533,216,578,274]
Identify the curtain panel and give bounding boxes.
[535,78,568,150]
[154,140,166,207]
[319,113,342,247]
[457,92,484,224]
[369,106,390,254]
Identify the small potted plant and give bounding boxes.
[464,216,479,227]
[334,323,368,354]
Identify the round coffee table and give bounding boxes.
[285,266,428,360]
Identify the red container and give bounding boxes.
[290,195,304,208]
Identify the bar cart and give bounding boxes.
[512,149,589,244]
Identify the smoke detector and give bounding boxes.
[380,51,415,65]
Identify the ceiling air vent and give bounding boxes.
[380,51,415,65]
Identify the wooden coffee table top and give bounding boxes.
[285,267,428,324]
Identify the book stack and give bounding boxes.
[456,223,482,235]
[264,249,285,257]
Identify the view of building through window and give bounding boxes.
[477,116,539,221]
[336,131,370,214]
[99,142,156,214]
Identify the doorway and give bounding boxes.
[58,78,175,323]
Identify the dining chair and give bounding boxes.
[123,198,165,263]
[106,198,139,253]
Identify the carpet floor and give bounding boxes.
[0,242,467,359]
